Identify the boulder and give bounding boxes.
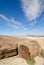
[18,40,41,60]
[0,44,18,59]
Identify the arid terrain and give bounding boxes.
[0,35,44,65]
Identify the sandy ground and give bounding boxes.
[35,56,44,65]
[0,56,44,65]
[0,36,44,65]
[18,37,44,49]
[0,57,28,65]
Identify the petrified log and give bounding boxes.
[0,44,18,59]
[18,45,31,60]
[18,40,41,60]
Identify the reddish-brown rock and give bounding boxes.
[18,40,41,60]
[0,44,18,59]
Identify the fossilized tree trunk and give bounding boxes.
[0,44,18,59]
[18,40,41,60]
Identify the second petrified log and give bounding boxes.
[18,40,41,60]
[0,44,18,59]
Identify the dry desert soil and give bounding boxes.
[0,35,44,65]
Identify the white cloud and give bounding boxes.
[21,0,44,21]
[29,20,37,26]
[21,25,28,31]
[9,18,23,29]
[24,27,44,36]
[0,14,27,30]
[40,16,44,22]
[0,14,44,35]
[0,14,10,21]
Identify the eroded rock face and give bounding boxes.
[0,44,18,59]
[18,40,41,60]
[18,45,31,60]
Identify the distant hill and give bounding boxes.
[27,35,44,37]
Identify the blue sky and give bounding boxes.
[0,0,44,36]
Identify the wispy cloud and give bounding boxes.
[0,14,10,21]
[21,0,44,21]
[8,18,22,29]
[29,20,37,26]
[0,14,27,30]
[40,16,44,22]
[25,27,44,36]
[21,25,28,31]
